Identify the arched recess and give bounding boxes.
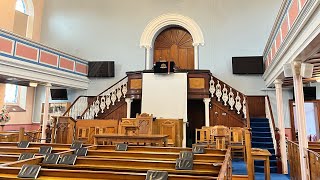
[154,27,194,69]
[140,13,205,70]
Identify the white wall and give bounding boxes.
[32,86,86,123]
[40,0,281,96]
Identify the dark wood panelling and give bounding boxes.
[154,27,194,70]
[247,96,266,118]
[187,70,210,99]
[96,100,127,120]
[130,99,141,118]
[209,100,246,127]
[126,71,142,99]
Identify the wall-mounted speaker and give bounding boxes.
[283,62,313,78]
[283,63,292,77]
[301,63,314,78]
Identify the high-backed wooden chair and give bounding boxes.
[195,128,210,144]
[77,127,90,143]
[210,125,230,150]
[136,113,153,135]
[230,127,245,160]
[160,120,176,146]
[118,119,138,135]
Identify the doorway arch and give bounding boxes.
[154,27,194,69]
[140,13,204,70]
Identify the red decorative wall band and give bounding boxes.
[60,57,75,71]
[15,42,38,61]
[75,62,88,74]
[289,0,299,28]
[0,36,14,55]
[40,50,59,67]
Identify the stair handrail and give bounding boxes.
[209,73,248,125]
[63,95,87,116]
[265,96,279,159]
[79,76,128,119]
[217,147,232,180]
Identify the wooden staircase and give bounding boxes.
[63,70,250,128]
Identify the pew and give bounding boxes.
[85,150,225,162]
[0,143,231,179]
[0,167,219,179]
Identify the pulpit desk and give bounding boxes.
[93,134,168,147]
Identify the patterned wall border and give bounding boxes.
[263,0,309,69]
[0,30,88,76]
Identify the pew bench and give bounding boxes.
[85,150,226,162]
[89,145,225,154]
[41,157,222,176]
[0,167,219,179]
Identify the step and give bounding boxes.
[255,166,277,173]
[254,159,278,167]
[250,122,270,128]
[252,142,274,149]
[252,127,270,133]
[250,118,269,122]
[251,132,272,137]
[252,137,273,143]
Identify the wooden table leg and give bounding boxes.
[265,158,270,180]
[94,137,98,145]
[164,138,168,147]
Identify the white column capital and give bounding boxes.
[203,98,211,104]
[291,61,302,76]
[143,45,152,50]
[125,98,133,104]
[45,83,52,87]
[274,79,283,88]
[192,42,200,47]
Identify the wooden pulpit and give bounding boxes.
[51,116,76,144]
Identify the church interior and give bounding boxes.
[0,0,319,179]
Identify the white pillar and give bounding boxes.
[193,43,199,69]
[203,98,211,127]
[274,79,288,174]
[41,83,51,143]
[145,46,152,70]
[183,122,187,148]
[125,98,133,118]
[291,61,308,180]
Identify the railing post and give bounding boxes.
[203,98,211,127]
[245,128,254,180]
[18,127,25,142]
[125,98,133,118]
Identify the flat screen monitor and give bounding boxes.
[88,61,114,77]
[232,56,264,74]
[50,89,68,100]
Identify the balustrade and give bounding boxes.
[209,76,247,119]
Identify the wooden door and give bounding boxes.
[187,100,205,147]
[154,27,194,70]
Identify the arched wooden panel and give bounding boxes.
[154,27,194,70]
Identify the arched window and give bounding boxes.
[13,0,34,38]
[5,84,18,104]
[15,0,27,14]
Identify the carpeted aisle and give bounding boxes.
[232,160,290,180]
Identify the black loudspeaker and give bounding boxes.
[88,61,115,77]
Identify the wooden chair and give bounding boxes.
[136,113,153,135]
[210,125,230,150]
[195,128,210,144]
[118,119,137,135]
[77,127,90,143]
[230,127,246,160]
[160,120,176,146]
